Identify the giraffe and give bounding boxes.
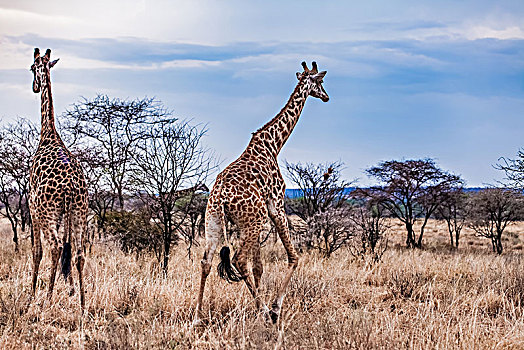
[195,61,329,324]
[29,48,89,309]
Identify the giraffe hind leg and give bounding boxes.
[71,210,87,310]
[47,241,62,301]
[194,209,223,325]
[76,250,85,309]
[31,221,43,297]
[231,222,271,317]
[252,242,270,317]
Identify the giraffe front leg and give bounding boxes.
[268,201,299,324]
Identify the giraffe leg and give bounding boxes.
[232,223,271,318]
[31,221,43,297]
[232,245,257,298]
[63,212,75,297]
[72,211,87,310]
[252,239,270,317]
[76,250,85,310]
[268,200,299,323]
[68,273,74,296]
[47,240,62,302]
[252,243,263,292]
[194,210,223,325]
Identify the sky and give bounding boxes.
[0,0,523,187]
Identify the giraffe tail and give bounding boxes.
[217,246,243,283]
[61,242,72,280]
[60,190,73,281]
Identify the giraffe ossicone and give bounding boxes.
[29,48,88,310]
[194,61,329,325]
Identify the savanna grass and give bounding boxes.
[0,219,524,349]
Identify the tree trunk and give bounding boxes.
[12,227,18,253]
[7,217,19,253]
[495,233,503,255]
[405,222,415,248]
[162,232,170,274]
[416,225,425,248]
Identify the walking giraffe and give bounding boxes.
[195,61,329,324]
[29,48,88,309]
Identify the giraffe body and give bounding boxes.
[29,48,88,309]
[195,61,329,324]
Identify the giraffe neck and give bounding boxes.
[249,77,309,157]
[39,74,60,142]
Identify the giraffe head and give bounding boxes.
[296,61,329,102]
[30,48,59,93]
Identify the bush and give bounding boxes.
[105,210,161,259]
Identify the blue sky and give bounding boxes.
[1,1,523,186]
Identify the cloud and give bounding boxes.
[464,25,524,40]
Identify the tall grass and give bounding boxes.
[0,220,524,349]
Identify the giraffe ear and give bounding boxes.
[49,59,60,68]
[296,72,302,80]
[312,71,326,81]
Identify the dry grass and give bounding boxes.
[1,219,524,349]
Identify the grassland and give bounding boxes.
[0,219,524,349]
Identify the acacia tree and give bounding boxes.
[366,159,463,248]
[61,95,176,210]
[0,118,39,250]
[130,120,217,273]
[467,187,523,254]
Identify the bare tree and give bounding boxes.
[349,189,389,261]
[71,145,116,242]
[285,161,351,220]
[467,187,523,254]
[306,206,355,258]
[0,118,39,250]
[436,187,469,248]
[284,161,354,255]
[130,120,218,273]
[176,191,208,258]
[366,159,463,248]
[61,94,176,210]
[496,148,524,189]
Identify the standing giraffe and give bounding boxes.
[195,61,329,324]
[29,48,88,309]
